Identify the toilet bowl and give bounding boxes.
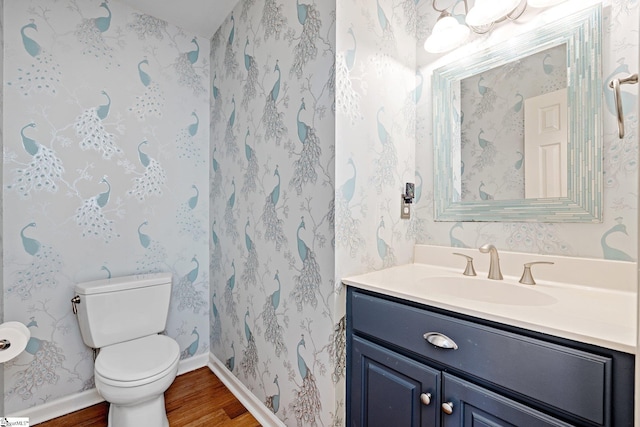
[72,273,179,427]
[94,335,180,427]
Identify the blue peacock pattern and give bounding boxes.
[210,220,223,274]
[8,21,62,96]
[263,61,288,146]
[262,166,287,251]
[74,176,120,243]
[265,375,281,414]
[128,58,165,120]
[372,107,398,193]
[241,219,259,289]
[176,185,206,241]
[224,178,239,239]
[261,271,287,357]
[289,99,322,195]
[224,260,240,327]
[335,158,364,258]
[6,122,65,199]
[73,1,117,68]
[290,217,321,311]
[241,38,259,110]
[289,0,321,79]
[224,14,239,77]
[211,147,224,200]
[7,223,63,301]
[6,318,66,401]
[224,96,239,158]
[177,112,204,165]
[174,37,205,95]
[289,334,321,426]
[239,310,258,380]
[74,90,123,159]
[180,327,200,360]
[135,220,169,273]
[127,140,167,201]
[173,256,206,314]
[242,129,259,197]
[210,292,222,348]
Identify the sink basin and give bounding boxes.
[419,276,557,306]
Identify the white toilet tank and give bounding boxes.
[74,272,173,349]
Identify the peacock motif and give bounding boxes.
[328,316,346,383]
[210,220,222,274]
[239,310,258,380]
[210,292,222,348]
[471,129,497,173]
[262,0,287,41]
[263,61,288,145]
[177,112,204,164]
[404,70,423,136]
[290,99,322,195]
[6,318,65,401]
[224,14,239,77]
[289,334,321,426]
[211,147,223,200]
[505,223,571,254]
[6,122,65,199]
[127,140,167,201]
[8,21,62,96]
[449,222,467,248]
[601,218,634,261]
[241,219,259,289]
[127,13,168,40]
[180,327,200,360]
[265,375,281,414]
[74,1,116,68]
[174,37,205,95]
[290,217,321,311]
[335,158,364,258]
[262,271,286,357]
[135,220,169,273]
[224,260,239,326]
[377,217,396,268]
[336,27,362,125]
[471,76,497,119]
[241,38,259,110]
[74,176,119,243]
[211,72,223,124]
[372,107,398,193]
[75,90,122,159]
[128,59,165,120]
[173,256,205,313]
[176,185,205,241]
[290,0,321,79]
[224,96,239,158]
[242,128,259,197]
[262,166,287,251]
[7,223,62,301]
[224,178,239,239]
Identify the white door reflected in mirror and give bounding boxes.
[524,88,568,198]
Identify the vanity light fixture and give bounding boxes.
[424,0,566,53]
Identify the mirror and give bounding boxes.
[433,5,602,222]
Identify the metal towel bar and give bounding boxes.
[608,73,638,138]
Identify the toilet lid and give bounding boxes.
[95,334,179,382]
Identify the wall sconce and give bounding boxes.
[424,0,566,53]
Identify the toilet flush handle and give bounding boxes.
[71,296,81,315]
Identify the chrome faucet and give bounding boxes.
[479,244,503,280]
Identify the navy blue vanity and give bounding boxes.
[346,287,634,426]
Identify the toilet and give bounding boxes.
[73,272,180,427]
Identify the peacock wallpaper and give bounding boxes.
[1,0,639,425]
[3,0,210,414]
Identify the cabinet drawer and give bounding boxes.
[351,291,612,425]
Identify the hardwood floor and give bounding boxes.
[37,367,261,426]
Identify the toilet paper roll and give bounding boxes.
[0,321,31,363]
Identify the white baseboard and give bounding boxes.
[208,353,285,427]
[12,354,209,425]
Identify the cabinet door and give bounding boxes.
[441,373,572,427]
[350,336,440,427]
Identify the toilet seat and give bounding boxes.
[95,334,179,388]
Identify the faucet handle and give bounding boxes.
[453,253,477,276]
[519,261,554,285]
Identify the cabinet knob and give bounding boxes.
[441,401,454,415]
[420,393,432,406]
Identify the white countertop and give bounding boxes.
[343,258,637,354]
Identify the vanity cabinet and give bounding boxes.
[346,287,634,427]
